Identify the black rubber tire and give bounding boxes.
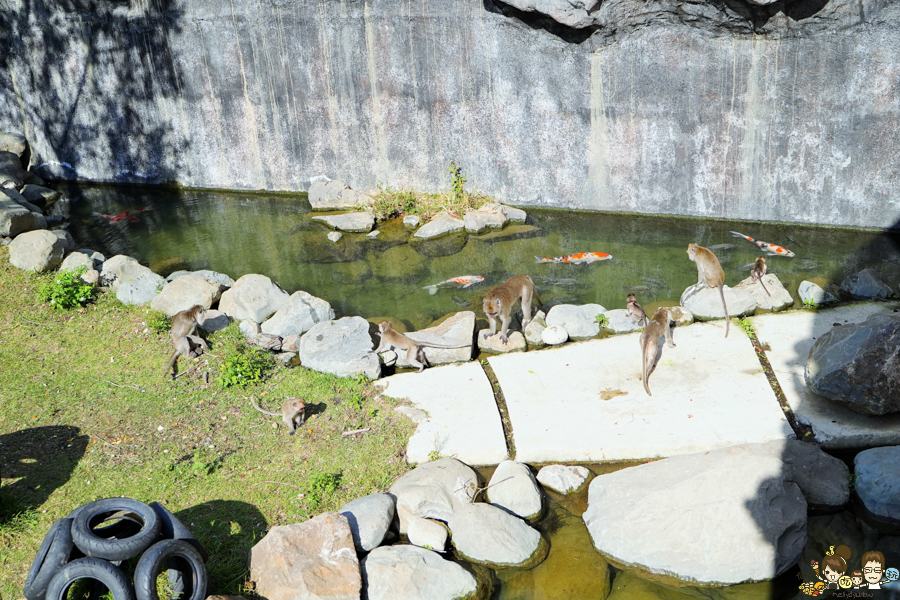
[134,540,208,600]
[68,505,144,542]
[44,558,136,600]
[71,498,161,561]
[23,518,76,600]
[149,501,209,561]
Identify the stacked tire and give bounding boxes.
[23,498,208,600]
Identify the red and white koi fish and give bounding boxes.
[535,251,613,264]
[729,232,795,257]
[127,217,139,222]
[423,275,484,295]
[109,210,131,223]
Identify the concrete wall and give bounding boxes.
[1,0,898,228]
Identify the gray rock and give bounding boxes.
[806,314,900,416]
[545,304,607,338]
[397,311,474,367]
[51,230,74,253]
[413,213,465,240]
[338,493,395,553]
[524,310,547,346]
[667,305,694,326]
[282,335,301,352]
[0,132,27,156]
[150,274,224,316]
[402,215,420,229]
[840,268,894,299]
[604,308,643,333]
[275,351,300,366]
[854,446,900,524]
[478,329,526,353]
[680,285,757,320]
[30,213,47,230]
[582,446,807,584]
[365,229,380,240]
[248,333,282,352]
[312,211,375,233]
[501,0,598,28]
[798,280,837,305]
[0,187,38,213]
[362,545,477,600]
[218,274,290,323]
[393,405,427,424]
[448,503,547,568]
[99,255,160,292]
[308,179,374,211]
[388,457,478,534]
[8,229,64,273]
[261,290,335,338]
[463,208,507,233]
[495,203,527,223]
[298,316,380,379]
[60,251,97,272]
[540,325,568,345]
[20,184,60,207]
[239,319,261,337]
[166,269,235,288]
[406,516,448,552]
[0,202,40,237]
[197,309,229,332]
[536,465,590,494]
[486,461,542,520]
[116,273,165,306]
[327,231,343,244]
[76,249,106,264]
[736,273,794,312]
[0,151,24,189]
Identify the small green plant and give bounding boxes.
[803,298,820,309]
[37,266,95,309]
[217,345,273,388]
[368,186,420,221]
[594,313,609,328]
[304,471,342,509]
[428,450,444,462]
[738,318,754,336]
[145,310,172,334]
[447,161,467,201]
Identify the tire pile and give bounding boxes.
[23,498,208,600]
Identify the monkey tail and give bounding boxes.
[758,277,771,297]
[163,350,178,377]
[250,396,282,417]
[640,337,652,396]
[719,285,730,338]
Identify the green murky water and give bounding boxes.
[64,184,900,330]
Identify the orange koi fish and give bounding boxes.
[423,275,484,295]
[535,251,612,264]
[730,232,795,257]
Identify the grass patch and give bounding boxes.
[0,249,414,596]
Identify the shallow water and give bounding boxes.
[63,184,900,330]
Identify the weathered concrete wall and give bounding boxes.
[1,0,898,228]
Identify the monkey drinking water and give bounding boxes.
[251,395,306,435]
[482,275,540,344]
[639,307,676,396]
[374,321,470,373]
[626,293,648,327]
[751,256,771,296]
[163,305,209,377]
[686,243,730,338]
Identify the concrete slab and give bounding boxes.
[375,362,508,466]
[489,321,793,463]
[750,303,900,449]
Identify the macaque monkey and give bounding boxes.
[163,305,208,377]
[374,321,470,373]
[626,293,648,327]
[482,275,540,344]
[752,256,771,296]
[639,307,676,396]
[686,243,730,338]
[251,395,306,435]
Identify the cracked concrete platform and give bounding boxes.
[488,321,794,463]
[750,303,900,449]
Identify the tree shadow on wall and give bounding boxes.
[0,0,188,185]
[0,425,89,523]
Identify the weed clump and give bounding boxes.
[37,266,96,310]
[304,471,342,510]
[145,310,172,334]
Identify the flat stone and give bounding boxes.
[402,215,420,229]
[536,465,590,495]
[489,321,793,462]
[8,229,64,273]
[218,274,290,323]
[524,310,546,346]
[681,285,757,320]
[338,493,395,553]
[398,311,474,367]
[798,280,837,306]
[298,316,380,379]
[750,303,900,449]
[406,516,448,552]
[854,446,900,524]
[376,362,507,465]
[463,208,507,233]
[361,545,477,600]
[413,213,465,240]
[736,273,794,312]
[248,333,282,352]
[541,325,568,345]
[471,224,541,244]
[261,290,334,338]
[0,201,40,237]
[327,231,343,243]
[604,308,643,333]
[478,329,526,353]
[481,202,527,223]
[387,458,479,534]
[448,503,547,569]
[312,211,375,233]
[167,269,235,288]
[545,304,607,338]
[365,230,380,239]
[840,268,894,299]
[486,461,542,520]
[151,274,223,316]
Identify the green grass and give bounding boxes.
[0,250,414,596]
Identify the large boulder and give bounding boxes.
[338,493,395,553]
[524,310,547,346]
[261,291,335,338]
[312,212,375,233]
[388,458,478,534]
[395,311,474,368]
[854,446,900,524]
[0,132,27,156]
[8,229,64,272]
[448,503,548,569]
[167,269,235,288]
[463,208,507,233]
[116,275,165,305]
[680,285,757,320]
[20,184,60,208]
[582,444,807,584]
[150,274,224,316]
[218,274,290,323]
[603,308,643,333]
[297,317,380,379]
[413,213,465,240]
[249,512,360,600]
[99,255,165,305]
[735,273,794,312]
[840,268,894,299]
[540,325,568,345]
[798,280,837,306]
[806,314,900,416]
[536,465,590,495]
[0,151,24,189]
[545,304,607,339]
[0,201,40,237]
[486,461,542,520]
[308,179,374,211]
[361,545,478,600]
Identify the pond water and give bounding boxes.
[63,184,900,331]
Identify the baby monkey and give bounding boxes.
[686,243,730,338]
[626,293,648,327]
[251,395,306,435]
[639,307,676,396]
[163,305,208,377]
[482,275,540,344]
[752,256,771,296]
[374,321,470,373]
